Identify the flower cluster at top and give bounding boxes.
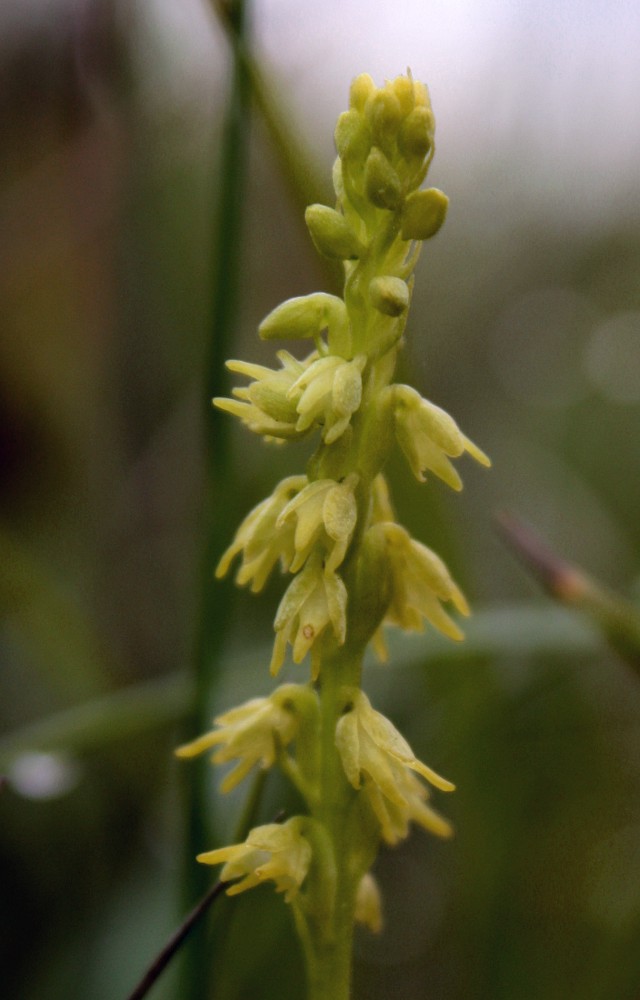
[178,74,489,930]
[215,72,489,680]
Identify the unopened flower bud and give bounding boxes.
[259,293,348,347]
[305,205,364,260]
[365,90,402,149]
[390,75,416,115]
[398,106,435,159]
[364,148,402,210]
[335,110,372,162]
[401,188,449,241]
[369,276,409,317]
[349,73,375,111]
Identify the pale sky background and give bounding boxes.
[115,0,640,230]
[250,0,640,222]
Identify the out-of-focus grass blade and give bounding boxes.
[0,672,191,770]
[214,0,331,214]
[184,3,255,998]
[213,0,342,292]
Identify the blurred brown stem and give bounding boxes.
[497,511,640,671]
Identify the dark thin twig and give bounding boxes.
[125,880,225,1000]
[126,796,284,1000]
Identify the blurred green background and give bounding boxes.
[2,1,640,998]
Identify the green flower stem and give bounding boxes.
[304,915,354,1000]
[184,72,492,1000]
[307,646,362,1000]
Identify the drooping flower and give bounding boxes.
[216,475,306,592]
[392,384,490,489]
[270,553,347,679]
[372,521,470,641]
[289,354,367,444]
[335,688,454,843]
[197,817,312,902]
[175,684,317,793]
[276,474,359,574]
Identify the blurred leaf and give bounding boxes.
[0,603,597,772]
[379,602,599,666]
[0,524,110,700]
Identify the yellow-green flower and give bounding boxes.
[216,475,306,592]
[335,688,454,844]
[335,687,453,794]
[392,384,490,490]
[372,521,470,641]
[276,473,359,574]
[197,817,312,902]
[271,553,347,679]
[175,685,316,793]
[214,351,310,440]
[289,354,367,444]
